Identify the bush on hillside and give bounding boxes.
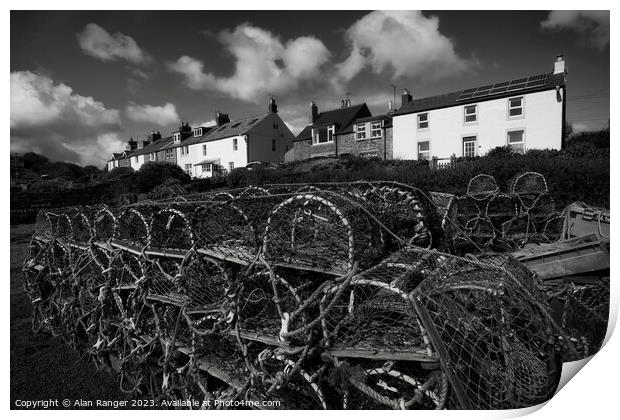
[135,161,191,193]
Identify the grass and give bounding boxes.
[10,224,124,409]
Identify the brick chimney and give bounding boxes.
[268,97,278,113]
[126,137,137,151]
[150,130,162,142]
[554,54,566,75]
[401,89,413,108]
[310,101,318,123]
[216,112,230,127]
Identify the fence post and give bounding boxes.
[431,156,438,170]
[450,154,456,169]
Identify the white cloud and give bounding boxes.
[10,71,123,167]
[541,11,609,50]
[335,11,470,84]
[191,119,216,128]
[77,23,149,64]
[168,24,330,102]
[125,102,179,126]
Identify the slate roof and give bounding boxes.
[295,103,372,141]
[354,113,393,128]
[396,72,566,116]
[202,113,271,142]
[130,136,174,156]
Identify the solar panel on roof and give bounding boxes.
[456,74,548,102]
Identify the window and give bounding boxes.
[508,97,523,117]
[134,156,138,163]
[355,123,367,140]
[173,133,180,143]
[312,125,335,144]
[272,139,276,152]
[202,144,207,156]
[463,136,477,157]
[202,163,212,172]
[193,128,202,137]
[371,121,382,138]
[185,164,192,176]
[229,162,235,172]
[273,123,279,129]
[507,130,525,153]
[417,141,430,160]
[180,145,189,156]
[233,138,238,151]
[417,113,429,129]
[464,105,477,123]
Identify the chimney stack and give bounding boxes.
[310,101,319,123]
[553,54,566,75]
[268,97,278,113]
[401,89,413,108]
[216,112,230,127]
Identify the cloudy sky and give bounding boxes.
[11,10,610,167]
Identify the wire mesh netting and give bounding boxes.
[21,177,608,409]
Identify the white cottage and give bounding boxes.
[392,56,567,161]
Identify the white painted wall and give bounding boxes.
[392,89,564,159]
[187,135,248,179]
[129,153,145,171]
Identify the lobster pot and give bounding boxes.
[235,269,309,340]
[502,214,537,246]
[467,174,499,201]
[114,206,154,248]
[333,360,448,410]
[149,207,194,250]
[263,192,387,274]
[451,195,482,229]
[511,172,548,210]
[92,207,117,242]
[486,193,518,233]
[191,201,259,263]
[144,257,184,305]
[110,251,144,287]
[356,182,435,248]
[22,238,54,302]
[176,255,230,312]
[35,211,56,239]
[70,210,94,244]
[541,212,565,242]
[528,193,555,229]
[236,185,270,199]
[248,351,328,409]
[320,279,430,355]
[55,212,73,241]
[413,256,560,409]
[470,218,496,250]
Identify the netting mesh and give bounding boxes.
[21,177,608,409]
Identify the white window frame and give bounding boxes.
[462,135,477,157]
[228,161,235,172]
[233,138,238,151]
[464,105,478,124]
[507,129,526,153]
[355,123,367,140]
[417,113,429,130]
[184,163,192,176]
[417,141,430,160]
[193,128,202,137]
[312,125,335,145]
[173,133,181,143]
[508,96,524,119]
[202,163,212,172]
[370,121,383,138]
[202,144,207,156]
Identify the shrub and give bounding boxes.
[135,161,190,193]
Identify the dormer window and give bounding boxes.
[312,125,335,144]
[173,133,181,143]
[193,128,202,137]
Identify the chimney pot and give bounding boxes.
[310,101,319,123]
[401,89,413,108]
[268,97,278,113]
[554,54,566,75]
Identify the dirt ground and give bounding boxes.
[10,224,124,409]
